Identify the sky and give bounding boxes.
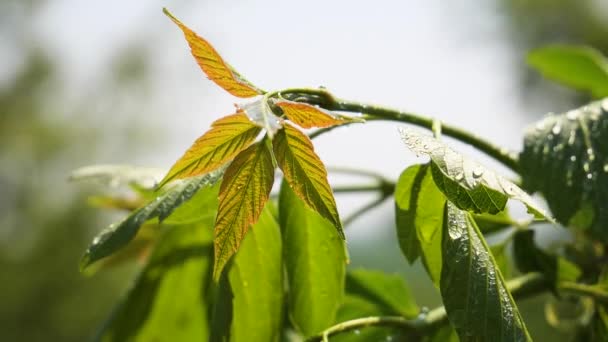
[25,0,540,239]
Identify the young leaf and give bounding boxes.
[441,202,531,341]
[520,99,608,240]
[213,141,275,280]
[238,98,282,138]
[527,45,608,98]
[158,112,261,188]
[275,100,349,129]
[278,182,346,337]
[273,123,343,238]
[394,164,445,286]
[95,222,215,342]
[211,206,283,342]
[163,8,263,98]
[513,230,581,288]
[81,170,223,270]
[400,128,552,221]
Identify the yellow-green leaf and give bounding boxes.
[273,123,344,238]
[213,141,275,280]
[163,8,263,98]
[158,112,261,188]
[275,100,348,129]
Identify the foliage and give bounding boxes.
[74,9,608,341]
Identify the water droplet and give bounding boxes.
[587,173,594,180]
[602,99,608,113]
[570,155,577,162]
[588,148,596,161]
[566,110,578,121]
[535,121,545,131]
[583,162,590,172]
[604,163,608,173]
[455,172,464,181]
[472,167,484,178]
[551,124,562,135]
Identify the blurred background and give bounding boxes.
[1,0,607,340]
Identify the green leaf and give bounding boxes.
[491,241,512,280]
[520,99,608,239]
[81,170,223,270]
[213,141,275,280]
[474,210,514,235]
[332,269,419,342]
[159,112,262,188]
[401,128,552,221]
[163,8,263,98]
[96,222,215,342]
[210,205,283,342]
[527,45,608,98]
[344,269,419,318]
[70,164,164,190]
[394,164,445,286]
[441,202,531,341]
[273,123,344,238]
[513,230,581,288]
[423,325,459,342]
[274,100,350,129]
[278,181,346,337]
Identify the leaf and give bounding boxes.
[237,98,282,138]
[344,269,419,318]
[96,222,215,342]
[520,99,608,239]
[474,210,514,235]
[491,241,512,280]
[213,141,275,280]
[70,164,164,190]
[441,202,531,341]
[423,326,459,342]
[394,164,445,286]
[163,8,263,98]
[527,45,608,98]
[278,181,346,337]
[273,123,343,238]
[210,205,283,342]
[158,112,261,188]
[275,100,349,129]
[81,170,223,270]
[400,127,552,221]
[513,230,581,288]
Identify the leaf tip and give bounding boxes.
[79,253,92,273]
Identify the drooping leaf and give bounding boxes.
[400,127,552,221]
[81,170,223,270]
[213,141,275,280]
[278,181,346,337]
[163,8,263,98]
[513,230,581,288]
[520,99,608,239]
[394,164,445,286]
[70,164,164,190]
[527,45,608,98]
[96,222,215,342]
[332,269,419,342]
[158,112,261,188]
[275,100,349,129]
[441,202,531,341]
[211,205,283,342]
[273,123,343,238]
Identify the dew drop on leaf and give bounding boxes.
[551,124,562,135]
[472,167,484,178]
[566,110,578,121]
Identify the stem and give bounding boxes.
[342,195,391,227]
[559,282,608,305]
[332,183,391,194]
[280,88,519,173]
[306,273,549,342]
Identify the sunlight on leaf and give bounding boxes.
[528,45,608,98]
[273,123,343,238]
[158,112,261,188]
[441,202,531,341]
[278,182,346,337]
[400,128,553,221]
[81,170,223,270]
[275,100,350,129]
[213,141,275,280]
[520,99,608,239]
[163,8,263,97]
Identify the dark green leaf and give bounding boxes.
[81,170,223,270]
[520,99,608,240]
[527,45,608,98]
[591,306,608,341]
[210,205,283,342]
[278,181,346,337]
[96,222,214,341]
[401,128,552,221]
[513,230,581,288]
[441,202,531,341]
[394,164,445,285]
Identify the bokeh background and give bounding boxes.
[2,0,607,341]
